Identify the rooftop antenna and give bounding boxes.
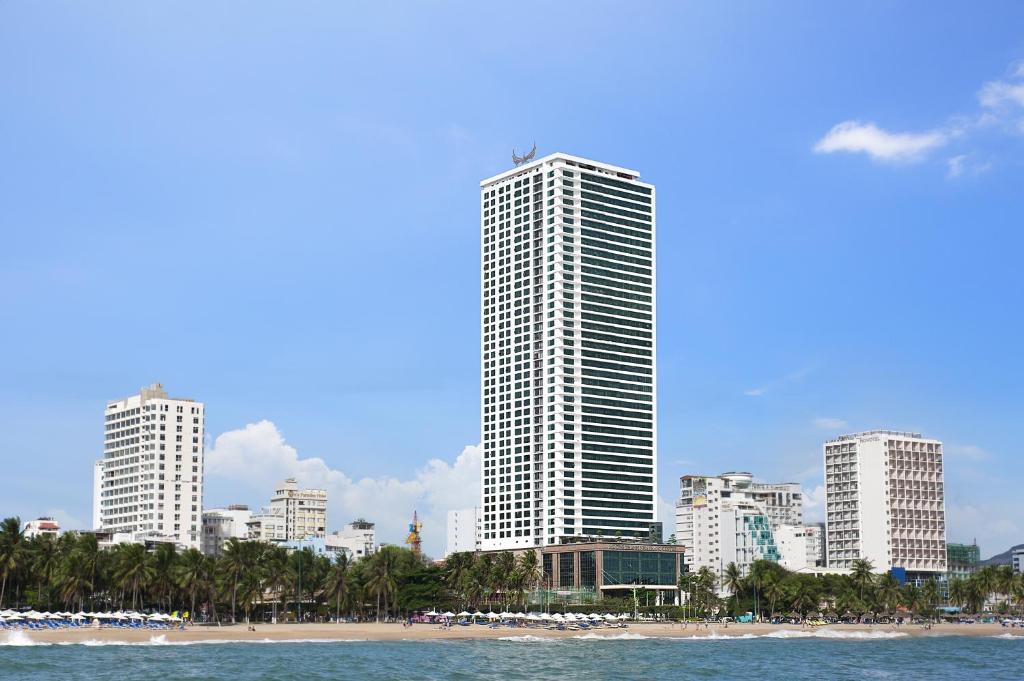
[512,142,537,166]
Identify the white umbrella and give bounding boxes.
[70,614,85,621]
[457,611,471,617]
[526,614,540,621]
[513,612,526,618]
[425,610,439,616]
[472,611,484,618]
[589,613,602,620]
[603,614,617,621]
[5,615,23,621]
[617,614,630,620]
[563,613,577,621]
[26,612,46,620]
[441,611,455,618]
[539,613,552,620]
[485,612,499,619]
[551,613,565,620]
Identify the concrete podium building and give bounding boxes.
[479,152,657,551]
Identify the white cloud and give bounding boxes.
[802,484,827,524]
[812,417,848,430]
[979,80,1024,109]
[814,121,947,162]
[946,154,967,178]
[743,388,767,397]
[205,420,480,557]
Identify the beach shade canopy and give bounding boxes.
[472,611,484,618]
[551,613,565,620]
[588,614,602,620]
[526,614,540,621]
[513,612,526,619]
[603,614,617,621]
[425,610,439,617]
[485,612,499,619]
[539,613,552,621]
[457,611,471,617]
[442,611,455,618]
[4,615,23,621]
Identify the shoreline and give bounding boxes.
[4,621,1020,645]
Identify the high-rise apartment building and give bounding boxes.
[94,383,205,549]
[824,430,947,576]
[675,472,800,578]
[270,478,327,540]
[479,153,656,551]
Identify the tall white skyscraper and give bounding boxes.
[94,383,205,549]
[480,152,656,551]
[824,430,947,577]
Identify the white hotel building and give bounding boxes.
[93,383,205,549]
[480,153,656,551]
[824,430,947,577]
[675,472,806,579]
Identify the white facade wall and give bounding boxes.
[776,524,824,570]
[480,153,657,551]
[675,472,798,579]
[1013,548,1024,574]
[23,518,60,539]
[201,506,252,555]
[92,460,103,530]
[246,508,287,543]
[270,478,327,540]
[445,508,480,557]
[325,521,377,560]
[94,383,204,549]
[824,431,946,573]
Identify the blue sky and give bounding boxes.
[2,2,1022,557]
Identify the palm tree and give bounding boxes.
[787,577,818,619]
[763,574,786,620]
[236,570,264,624]
[74,532,101,610]
[56,550,93,611]
[517,551,543,605]
[948,577,968,612]
[876,573,901,615]
[850,558,874,603]
[323,553,351,622]
[995,565,1015,610]
[218,538,248,622]
[0,517,24,607]
[151,543,178,612]
[722,562,743,616]
[366,547,400,621]
[443,552,475,607]
[921,579,940,619]
[175,548,207,618]
[262,546,291,623]
[31,534,60,609]
[113,543,155,610]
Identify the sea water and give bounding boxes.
[0,630,1021,680]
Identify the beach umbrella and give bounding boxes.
[485,612,499,619]
[472,611,484,618]
[457,611,471,618]
[425,610,439,616]
[539,613,552,621]
[603,614,616,621]
[588,614,602,620]
[442,611,455,618]
[526,614,540,621]
[513,612,526,619]
[551,613,564,620]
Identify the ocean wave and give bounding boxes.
[499,635,559,643]
[811,629,907,639]
[0,632,50,647]
[571,632,651,640]
[990,633,1024,640]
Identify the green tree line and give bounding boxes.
[680,558,1024,620]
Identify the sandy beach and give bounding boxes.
[10,621,1016,644]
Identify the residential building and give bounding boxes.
[776,524,824,570]
[946,541,980,580]
[23,517,60,539]
[92,460,103,530]
[201,505,252,556]
[325,519,377,560]
[824,430,946,577]
[246,508,287,543]
[479,153,657,551]
[269,478,327,540]
[675,472,800,580]
[445,508,480,557]
[94,383,205,549]
[1013,547,1024,574]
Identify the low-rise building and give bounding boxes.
[1012,547,1024,574]
[23,517,60,539]
[201,505,252,555]
[247,508,287,543]
[325,519,377,560]
[776,524,825,570]
[270,478,327,540]
[946,541,980,580]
